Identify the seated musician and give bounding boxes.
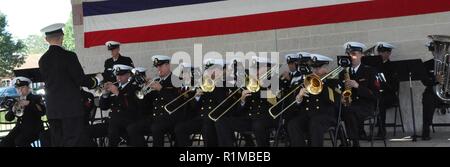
[0,77,45,147]
[127,55,181,147]
[216,56,277,147]
[99,63,140,147]
[340,42,378,147]
[287,54,337,147]
[375,42,399,137]
[174,60,227,147]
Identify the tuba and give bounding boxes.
[428,35,450,102]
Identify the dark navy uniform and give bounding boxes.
[421,59,440,140]
[287,82,336,147]
[377,59,399,136]
[339,65,378,144]
[99,80,140,146]
[0,93,45,147]
[216,87,277,147]
[39,41,98,147]
[174,86,229,147]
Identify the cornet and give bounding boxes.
[12,96,26,117]
[136,79,156,100]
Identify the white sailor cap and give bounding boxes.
[113,64,133,75]
[204,58,224,69]
[297,52,311,59]
[180,62,195,69]
[252,56,275,65]
[131,67,146,75]
[12,77,32,87]
[344,42,367,54]
[152,55,171,67]
[173,62,195,78]
[310,53,333,67]
[285,53,300,63]
[376,42,395,52]
[225,57,243,65]
[105,41,121,50]
[40,23,65,36]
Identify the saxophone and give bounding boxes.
[342,67,352,106]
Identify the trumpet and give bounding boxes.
[268,66,344,119]
[208,65,279,122]
[96,81,119,97]
[135,78,158,100]
[164,76,216,114]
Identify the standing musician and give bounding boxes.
[216,56,277,147]
[287,54,337,147]
[99,63,140,147]
[0,77,45,147]
[375,42,399,137]
[340,42,378,147]
[174,59,227,147]
[103,41,134,83]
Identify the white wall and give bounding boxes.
[72,0,450,133]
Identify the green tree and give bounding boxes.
[0,12,26,77]
[23,34,49,54]
[63,14,75,51]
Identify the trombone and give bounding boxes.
[164,76,216,114]
[268,66,345,119]
[208,64,279,122]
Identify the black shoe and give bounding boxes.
[352,140,360,147]
[421,136,431,141]
[376,131,386,138]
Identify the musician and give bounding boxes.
[287,54,336,147]
[421,43,443,140]
[278,52,310,120]
[216,56,277,147]
[340,42,378,147]
[127,55,180,147]
[39,23,100,147]
[99,63,140,147]
[103,41,134,83]
[0,77,45,147]
[280,53,305,92]
[375,42,399,137]
[174,60,227,147]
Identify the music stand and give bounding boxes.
[362,55,383,70]
[390,59,426,142]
